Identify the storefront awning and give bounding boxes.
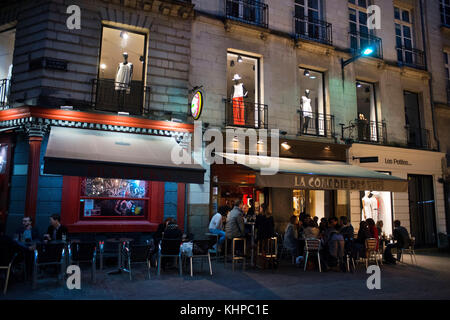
[218,153,407,192]
[44,126,205,184]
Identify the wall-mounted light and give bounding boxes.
[324,145,331,151]
[356,81,362,88]
[281,142,291,151]
[237,55,243,63]
[304,69,310,77]
[232,136,239,142]
[100,64,107,70]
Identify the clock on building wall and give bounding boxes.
[190,90,204,120]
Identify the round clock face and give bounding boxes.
[191,91,203,120]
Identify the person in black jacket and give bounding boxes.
[384,220,411,264]
[14,216,40,242]
[43,214,68,241]
[163,221,183,239]
[0,223,34,272]
[352,220,370,259]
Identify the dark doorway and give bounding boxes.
[404,91,425,148]
[324,190,336,219]
[408,174,437,247]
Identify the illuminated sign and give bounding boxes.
[190,90,204,120]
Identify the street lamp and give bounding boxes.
[341,46,375,69]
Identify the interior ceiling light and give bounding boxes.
[304,69,310,77]
[237,55,243,63]
[120,31,129,39]
[230,60,235,67]
[356,81,362,88]
[100,64,106,70]
[281,142,291,151]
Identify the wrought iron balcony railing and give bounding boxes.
[225,99,268,129]
[349,31,383,59]
[225,0,269,29]
[297,111,335,138]
[340,120,387,145]
[396,46,426,70]
[91,79,151,115]
[406,126,431,149]
[0,79,11,108]
[294,16,332,45]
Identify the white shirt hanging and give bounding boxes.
[115,62,133,92]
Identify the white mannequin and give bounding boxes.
[115,52,133,93]
[301,89,313,133]
[362,191,373,220]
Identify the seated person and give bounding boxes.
[154,218,174,244]
[225,200,245,240]
[384,220,411,264]
[352,220,370,259]
[209,206,227,251]
[163,220,183,239]
[43,214,68,241]
[304,220,320,239]
[255,204,275,242]
[366,218,379,251]
[284,215,299,257]
[0,223,35,274]
[14,216,39,242]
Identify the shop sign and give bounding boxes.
[190,90,204,120]
[294,176,385,191]
[384,158,411,166]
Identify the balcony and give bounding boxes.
[91,79,151,115]
[0,79,11,109]
[349,31,383,59]
[225,99,268,129]
[396,46,426,70]
[297,111,335,138]
[406,126,431,149]
[294,16,332,46]
[225,0,269,29]
[340,120,387,145]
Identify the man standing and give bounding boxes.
[384,220,410,264]
[225,200,245,240]
[14,216,39,242]
[208,206,227,252]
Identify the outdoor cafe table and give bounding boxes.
[106,237,134,275]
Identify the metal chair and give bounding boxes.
[69,241,97,283]
[32,243,66,289]
[257,237,278,271]
[157,239,182,276]
[0,248,18,295]
[189,240,213,277]
[400,237,417,264]
[98,240,118,270]
[123,243,153,280]
[224,237,246,271]
[205,232,220,260]
[304,238,321,272]
[365,238,380,268]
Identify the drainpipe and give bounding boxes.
[420,0,441,152]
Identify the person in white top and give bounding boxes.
[208,206,228,251]
[301,89,313,133]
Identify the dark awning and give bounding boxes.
[218,153,407,192]
[44,126,205,184]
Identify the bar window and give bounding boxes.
[79,178,149,218]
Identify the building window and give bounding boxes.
[95,26,148,114]
[395,6,414,64]
[444,51,450,103]
[79,178,149,218]
[299,68,327,136]
[440,0,450,26]
[0,28,15,106]
[356,81,378,142]
[226,51,265,128]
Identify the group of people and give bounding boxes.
[283,213,412,270]
[208,199,275,255]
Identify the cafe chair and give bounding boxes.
[365,238,380,269]
[400,237,417,265]
[98,240,118,270]
[69,242,97,283]
[0,246,18,295]
[189,240,213,277]
[123,243,153,280]
[205,232,220,261]
[224,237,246,271]
[157,239,182,276]
[32,243,66,289]
[304,238,321,272]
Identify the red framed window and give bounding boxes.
[79,178,149,219]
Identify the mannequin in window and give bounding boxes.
[301,89,313,134]
[231,74,248,126]
[357,113,369,141]
[115,52,133,93]
[361,191,378,220]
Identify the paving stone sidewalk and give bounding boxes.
[2,251,450,300]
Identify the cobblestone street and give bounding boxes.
[2,251,450,300]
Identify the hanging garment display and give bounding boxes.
[115,62,133,93]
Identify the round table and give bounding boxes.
[106,238,134,275]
